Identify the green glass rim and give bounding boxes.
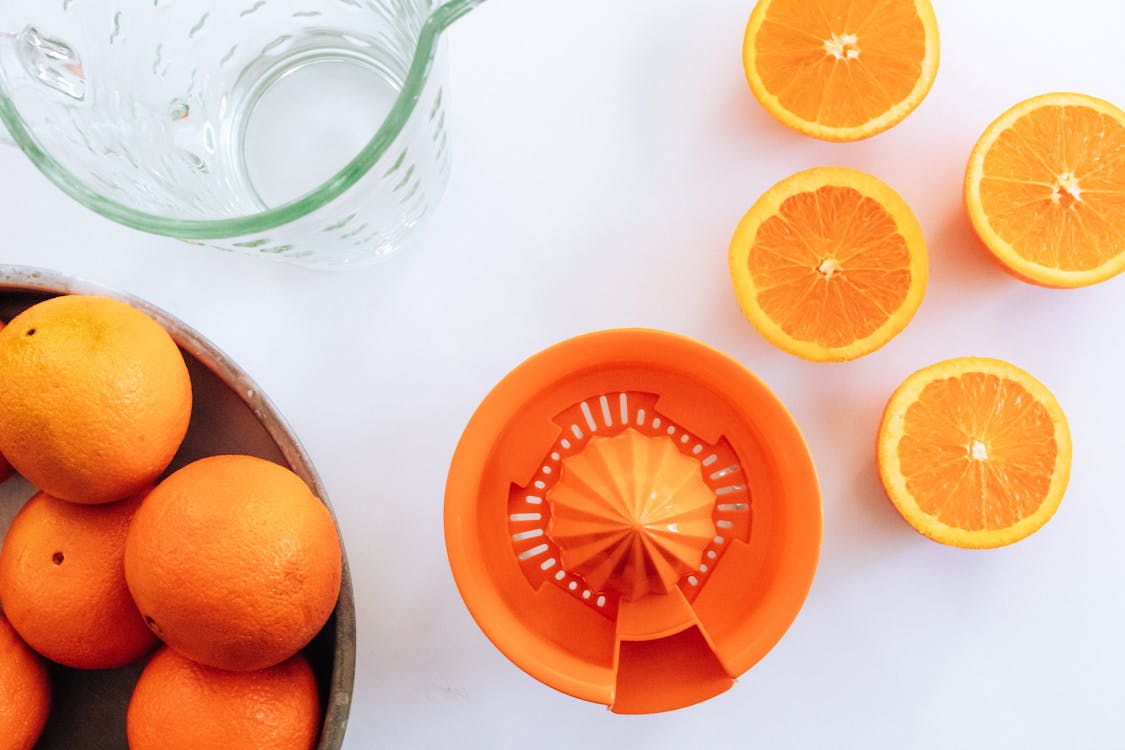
[0,0,484,241]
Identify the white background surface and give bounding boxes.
[3,0,1125,747]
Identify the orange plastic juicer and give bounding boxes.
[444,329,822,713]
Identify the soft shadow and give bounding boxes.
[926,202,1013,302]
[791,362,920,590]
[723,83,816,157]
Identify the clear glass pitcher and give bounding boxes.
[0,0,484,268]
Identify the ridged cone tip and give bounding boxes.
[548,430,715,601]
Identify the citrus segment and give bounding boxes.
[729,167,928,361]
[878,357,1071,548]
[965,92,1125,287]
[0,490,159,669]
[743,0,940,141]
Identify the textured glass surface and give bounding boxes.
[0,0,484,266]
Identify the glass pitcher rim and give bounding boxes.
[0,0,484,241]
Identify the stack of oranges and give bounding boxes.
[0,295,342,749]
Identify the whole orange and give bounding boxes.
[0,490,159,669]
[0,612,50,750]
[0,295,192,504]
[124,455,342,671]
[127,647,320,750]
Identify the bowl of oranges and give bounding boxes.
[0,266,355,750]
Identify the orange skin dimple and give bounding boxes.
[0,490,159,669]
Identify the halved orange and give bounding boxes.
[743,0,940,142]
[965,92,1125,287]
[877,357,1071,549]
[728,167,928,362]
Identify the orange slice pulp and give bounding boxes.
[728,167,928,362]
[877,357,1071,549]
[965,92,1125,287]
[743,0,940,141]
